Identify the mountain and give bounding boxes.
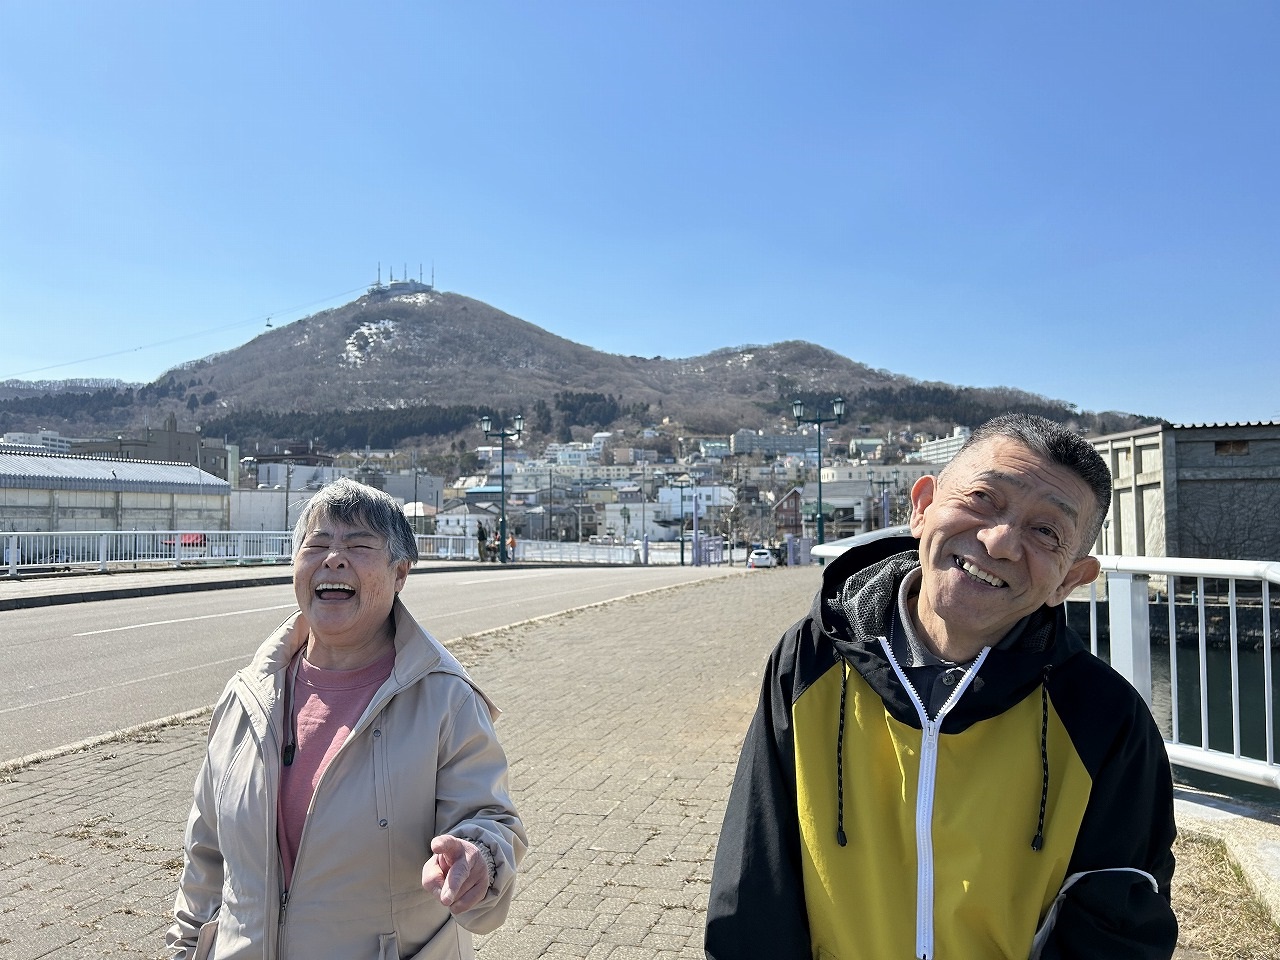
[0,285,1160,445]
[158,286,902,426]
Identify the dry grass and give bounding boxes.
[1172,832,1280,959]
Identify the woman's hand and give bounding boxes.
[421,835,490,913]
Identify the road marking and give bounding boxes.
[73,603,297,636]
[455,572,555,585]
[0,655,250,714]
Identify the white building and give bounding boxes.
[910,426,972,465]
[542,442,593,467]
[654,482,736,537]
[2,429,75,454]
[435,501,500,540]
[822,463,933,490]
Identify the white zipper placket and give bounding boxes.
[880,638,990,960]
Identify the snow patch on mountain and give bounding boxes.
[342,319,399,367]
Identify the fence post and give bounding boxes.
[1108,571,1153,705]
[99,533,109,573]
[6,534,17,577]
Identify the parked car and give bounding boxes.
[747,548,775,569]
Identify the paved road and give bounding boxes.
[0,564,816,958]
[1,564,736,759]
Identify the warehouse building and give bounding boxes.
[1089,421,1280,561]
[0,451,229,533]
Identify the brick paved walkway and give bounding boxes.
[0,566,820,958]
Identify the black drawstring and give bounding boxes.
[836,658,849,846]
[1032,665,1051,851]
[282,649,303,767]
[833,650,1052,852]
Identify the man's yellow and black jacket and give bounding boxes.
[705,536,1177,960]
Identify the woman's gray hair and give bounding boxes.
[292,477,420,564]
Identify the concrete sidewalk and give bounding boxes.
[1,566,1278,957]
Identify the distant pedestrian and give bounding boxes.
[169,478,526,960]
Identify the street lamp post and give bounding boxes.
[866,468,901,529]
[195,425,203,529]
[884,468,899,527]
[672,477,693,566]
[479,414,524,563]
[792,397,845,545]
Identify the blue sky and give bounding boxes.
[2,1,1276,426]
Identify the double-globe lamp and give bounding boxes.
[792,396,845,545]
[479,414,524,563]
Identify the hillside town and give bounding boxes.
[3,411,1278,566]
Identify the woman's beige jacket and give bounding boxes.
[168,599,527,959]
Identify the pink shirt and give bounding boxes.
[277,647,396,889]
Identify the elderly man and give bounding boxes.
[170,478,527,959]
[706,413,1176,959]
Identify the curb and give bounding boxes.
[1175,790,1280,926]
[0,561,551,612]
[0,574,296,611]
[0,707,214,777]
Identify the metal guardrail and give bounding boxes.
[1084,555,1280,791]
[414,535,728,565]
[2,530,728,575]
[3,530,293,575]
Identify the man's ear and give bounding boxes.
[1049,555,1100,606]
[909,475,937,539]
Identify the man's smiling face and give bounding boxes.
[908,436,1101,661]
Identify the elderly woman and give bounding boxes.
[169,478,527,959]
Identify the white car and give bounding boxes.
[747,549,775,569]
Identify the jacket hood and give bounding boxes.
[813,534,1088,731]
[234,596,499,734]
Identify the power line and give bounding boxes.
[3,283,370,380]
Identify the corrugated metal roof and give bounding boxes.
[0,451,230,495]
[1173,421,1280,429]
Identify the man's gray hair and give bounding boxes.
[943,413,1112,558]
[292,477,420,564]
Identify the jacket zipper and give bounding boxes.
[879,639,990,960]
[234,671,291,960]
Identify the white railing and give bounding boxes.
[1081,556,1280,792]
[414,536,642,564]
[3,530,293,575]
[414,535,730,565]
[1,531,723,574]
[509,540,642,565]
